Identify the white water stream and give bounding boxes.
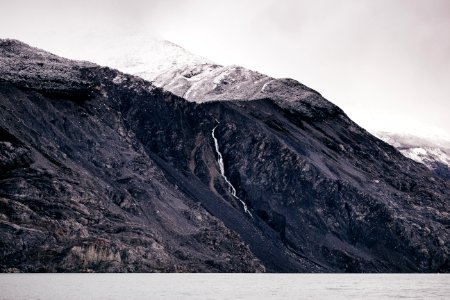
[212,124,252,217]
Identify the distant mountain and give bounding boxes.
[376,132,450,180]
[0,39,449,272]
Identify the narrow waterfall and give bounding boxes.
[212,124,252,217]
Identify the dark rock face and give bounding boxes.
[0,40,448,272]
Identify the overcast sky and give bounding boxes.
[1,0,449,137]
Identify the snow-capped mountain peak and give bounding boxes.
[70,36,211,82]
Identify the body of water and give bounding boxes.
[0,274,448,299]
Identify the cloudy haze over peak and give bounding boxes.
[1,0,449,135]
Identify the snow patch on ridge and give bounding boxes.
[376,131,450,178]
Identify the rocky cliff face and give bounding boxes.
[0,39,449,272]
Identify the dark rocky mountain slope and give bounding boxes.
[0,39,448,272]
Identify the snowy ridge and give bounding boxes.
[400,147,450,165]
[152,63,322,105]
[376,132,450,179]
[73,36,336,118]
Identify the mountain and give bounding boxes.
[74,38,450,180]
[0,39,449,272]
[376,132,450,181]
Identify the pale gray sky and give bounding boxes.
[1,0,449,137]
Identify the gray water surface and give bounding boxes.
[0,274,448,299]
